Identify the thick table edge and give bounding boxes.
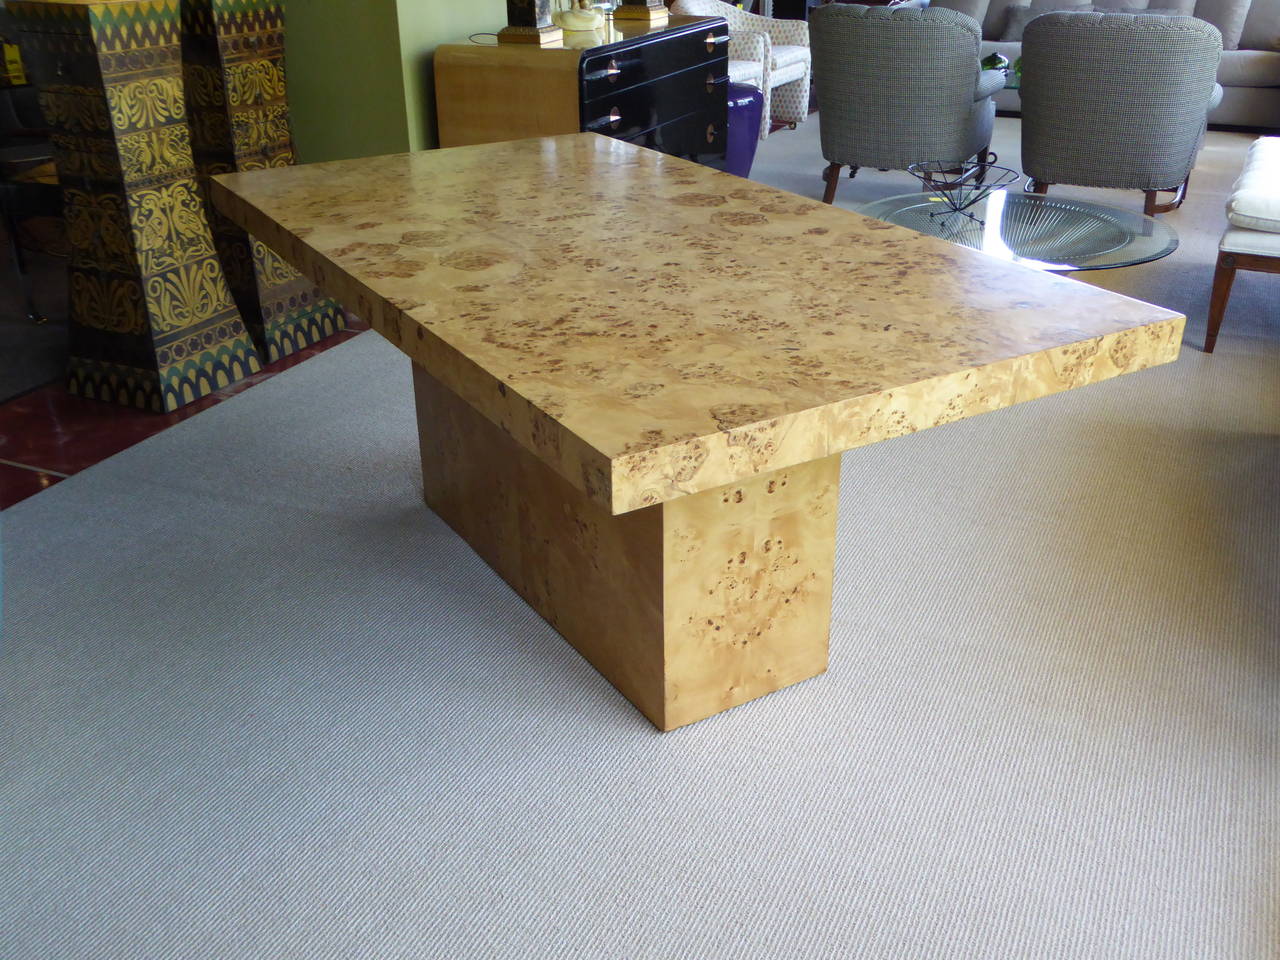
[607,313,1186,513]
[209,175,622,514]
[209,173,1185,519]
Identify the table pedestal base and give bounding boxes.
[414,366,839,731]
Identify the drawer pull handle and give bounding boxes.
[705,32,718,52]
[706,72,716,93]
[584,59,623,83]
[706,123,717,143]
[585,107,624,132]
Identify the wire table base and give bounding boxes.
[858,191,1178,271]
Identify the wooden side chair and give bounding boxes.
[1204,136,1280,353]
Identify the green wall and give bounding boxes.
[285,0,410,163]
[395,0,506,151]
[7,0,511,162]
[285,0,506,162]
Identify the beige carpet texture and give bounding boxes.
[1,116,1276,959]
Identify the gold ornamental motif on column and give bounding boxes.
[181,0,347,363]
[11,0,262,412]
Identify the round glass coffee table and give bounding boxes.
[858,190,1178,271]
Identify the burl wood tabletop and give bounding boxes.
[212,133,1184,515]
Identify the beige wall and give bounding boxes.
[4,0,512,162]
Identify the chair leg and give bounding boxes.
[1204,251,1237,353]
[2,205,45,325]
[974,146,994,185]
[1145,176,1189,216]
[821,162,843,204]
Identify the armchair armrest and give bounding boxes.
[762,16,809,47]
[716,3,810,47]
[975,69,1006,101]
[729,28,770,66]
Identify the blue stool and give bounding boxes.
[725,82,764,178]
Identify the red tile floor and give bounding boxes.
[0,320,368,510]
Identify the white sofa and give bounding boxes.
[954,0,1280,127]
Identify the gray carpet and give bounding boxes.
[2,118,1278,959]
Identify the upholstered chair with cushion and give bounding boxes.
[809,4,1004,204]
[1204,136,1280,352]
[1020,12,1223,214]
[671,0,811,139]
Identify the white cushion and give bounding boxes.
[729,59,763,85]
[771,44,810,69]
[1225,136,1280,232]
[769,59,809,88]
[1220,225,1280,255]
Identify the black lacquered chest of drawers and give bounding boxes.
[435,16,729,169]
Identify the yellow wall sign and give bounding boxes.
[2,40,27,86]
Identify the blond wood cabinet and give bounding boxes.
[435,16,730,168]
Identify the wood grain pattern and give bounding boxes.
[210,134,1185,518]
[434,45,581,149]
[212,133,1190,729]
[415,364,834,730]
[415,362,664,722]
[662,455,838,729]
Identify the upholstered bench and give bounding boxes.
[1205,136,1280,352]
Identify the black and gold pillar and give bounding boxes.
[11,0,261,412]
[498,0,563,47]
[614,0,669,23]
[181,0,346,363]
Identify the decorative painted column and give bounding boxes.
[11,0,261,412]
[498,0,562,46]
[181,0,346,362]
[614,0,669,24]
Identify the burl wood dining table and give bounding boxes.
[211,133,1184,731]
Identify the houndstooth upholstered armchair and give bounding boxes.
[809,4,1003,203]
[1020,12,1223,215]
[670,0,811,139]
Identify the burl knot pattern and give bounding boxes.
[211,133,1184,514]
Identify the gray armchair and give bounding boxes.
[1020,12,1223,215]
[809,4,1003,204]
